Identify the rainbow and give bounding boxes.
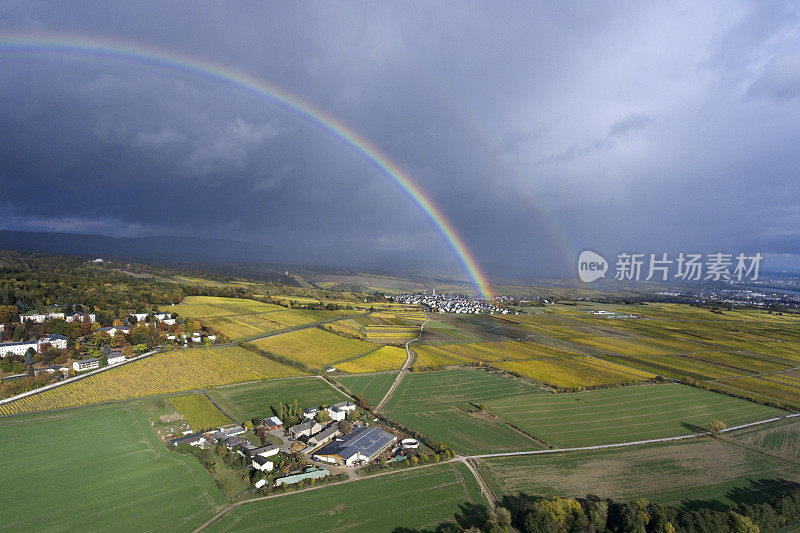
[0,33,494,298]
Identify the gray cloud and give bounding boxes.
[1,1,800,280]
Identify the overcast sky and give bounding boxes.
[2,1,800,280]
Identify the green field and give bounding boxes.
[0,402,225,531]
[335,372,399,408]
[483,383,787,447]
[384,369,545,453]
[474,437,800,509]
[206,462,488,532]
[207,377,347,422]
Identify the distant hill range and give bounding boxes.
[0,230,279,264]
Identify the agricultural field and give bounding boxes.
[465,302,800,406]
[248,328,376,370]
[474,437,800,509]
[0,403,225,531]
[168,295,284,318]
[335,345,408,373]
[731,417,800,459]
[207,377,347,422]
[206,462,488,532]
[335,372,399,408]
[0,347,302,416]
[483,383,786,447]
[384,369,545,453]
[170,393,231,431]
[494,356,655,388]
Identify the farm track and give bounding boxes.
[375,313,430,411]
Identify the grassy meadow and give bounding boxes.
[335,372,399,408]
[0,403,225,531]
[483,383,786,447]
[206,462,488,532]
[207,377,347,422]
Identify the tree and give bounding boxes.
[338,420,353,434]
[315,410,331,423]
[710,420,727,436]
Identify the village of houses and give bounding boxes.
[166,399,424,491]
[0,308,217,378]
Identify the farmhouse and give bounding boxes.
[97,326,130,337]
[73,358,100,372]
[302,406,319,418]
[262,416,283,429]
[307,424,340,447]
[326,401,356,421]
[288,420,323,439]
[313,426,396,466]
[274,466,329,486]
[107,352,126,365]
[251,455,274,472]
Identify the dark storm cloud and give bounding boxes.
[2,1,800,280]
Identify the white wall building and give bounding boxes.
[73,358,100,372]
[20,312,65,324]
[107,352,126,365]
[0,341,39,357]
[39,334,68,350]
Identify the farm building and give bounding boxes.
[251,444,280,458]
[308,424,340,447]
[313,426,396,466]
[251,455,274,472]
[302,406,319,419]
[254,479,267,489]
[326,401,356,421]
[73,358,100,372]
[107,352,126,365]
[169,432,206,447]
[288,420,323,439]
[262,416,283,429]
[274,466,329,486]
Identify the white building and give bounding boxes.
[20,312,65,324]
[73,358,100,372]
[39,334,68,350]
[133,313,148,322]
[107,352,126,365]
[0,341,39,357]
[326,401,356,422]
[66,313,96,323]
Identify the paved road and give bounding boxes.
[375,313,430,412]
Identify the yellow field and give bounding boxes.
[411,346,469,369]
[336,346,408,373]
[248,328,375,369]
[495,357,655,389]
[171,394,231,430]
[0,347,302,416]
[168,296,284,318]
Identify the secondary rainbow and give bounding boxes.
[0,33,494,298]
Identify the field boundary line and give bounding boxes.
[459,458,497,508]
